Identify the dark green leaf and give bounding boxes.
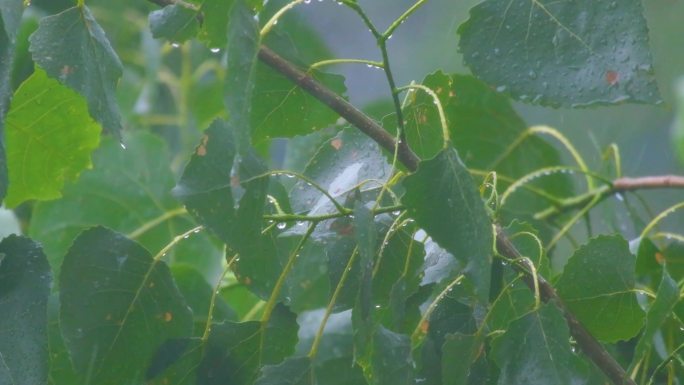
[225,0,260,151]
[30,5,124,136]
[629,268,678,370]
[149,5,200,43]
[47,294,81,385]
[402,148,493,302]
[59,226,193,385]
[458,0,661,106]
[255,356,314,385]
[368,327,415,385]
[30,132,221,279]
[441,333,484,385]
[147,337,203,385]
[4,67,101,207]
[199,304,298,385]
[0,235,51,385]
[172,265,236,327]
[555,235,645,342]
[491,304,584,384]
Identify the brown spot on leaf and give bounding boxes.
[419,320,429,334]
[655,252,665,264]
[243,276,252,285]
[163,312,173,322]
[605,70,619,86]
[330,138,343,150]
[196,135,209,156]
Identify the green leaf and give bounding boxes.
[0,235,51,385]
[173,120,280,298]
[146,337,203,385]
[4,67,101,207]
[198,0,233,49]
[0,0,24,40]
[149,4,200,43]
[59,226,194,385]
[29,5,124,136]
[458,0,661,107]
[225,0,260,151]
[629,268,679,370]
[171,265,236,328]
[255,356,314,385]
[29,132,221,279]
[402,148,493,302]
[368,327,415,385]
[555,235,645,342]
[491,304,584,384]
[199,304,298,385]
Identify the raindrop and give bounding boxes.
[210,48,221,53]
[277,222,287,230]
[615,193,625,202]
[171,42,181,48]
[496,85,507,93]
[528,70,537,79]
[120,142,127,150]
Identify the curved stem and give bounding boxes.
[640,201,684,240]
[260,0,305,38]
[397,84,449,146]
[127,207,188,239]
[201,254,239,342]
[263,204,404,222]
[383,0,428,39]
[309,58,384,70]
[410,274,465,347]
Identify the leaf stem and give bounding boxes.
[410,274,464,347]
[308,247,359,359]
[263,204,403,222]
[201,254,239,342]
[309,58,384,70]
[396,84,449,146]
[260,0,304,38]
[382,0,428,39]
[126,207,188,239]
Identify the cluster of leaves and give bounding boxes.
[1,0,683,384]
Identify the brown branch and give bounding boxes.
[536,175,684,220]
[257,47,420,172]
[142,1,633,382]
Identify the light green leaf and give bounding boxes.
[491,304,585,385]
[198,0,234,49]
[29,132,221,279]
[59,226,193,385]
[4,67,100,207]
[458,0,661,107]
[0,235,51,385]
[402,148,493,302]
[555,235,645,342]
[29,5,123,136]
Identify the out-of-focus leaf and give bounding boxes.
[458,0,661,107]
[59,226,193,385]
[629,268,678,371]
[491,304,585,384]
[674,77,684,165]
[149,4,200,43]
[0,0,24,203]
[30,5,123,136]
[30,132,221,279]
[199,304,298,385]
[402,148,493,302]
[0,235,51,385]
[555,235,645,342]
[4,67,100,207]
[198,0,234,49]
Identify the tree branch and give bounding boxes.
[256,46,635,385]
[536,175,684,220]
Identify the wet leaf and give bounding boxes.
[149,4,200,43]
[458,0,661,107]
[491,304,585,384]
[555,235,645,342]
[199,304,298,385]
[4,67,100,207]
[402,148,493,302]
[30,5,123,136]
[255,356,314,385]
[0,235,51,385]
[59,226,193,385]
